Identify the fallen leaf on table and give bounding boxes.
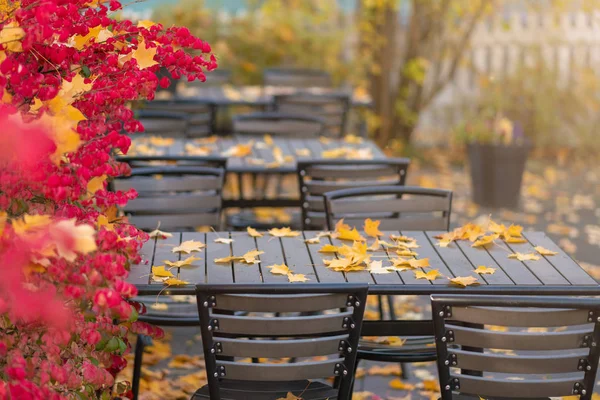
[184,144,211,156]
[149,303,168,311]
[397,240,419,249]
[148,136,174,147]
[472,234,499,248]
[508,252,540,261]
[242,249,264,264]
[449,276,479,287]
[534,246,558,256]
[263,134,273,146]
[221,141,253,157]
[295,148,310,157]
[367,364,402,376]
[214,256,239,263]
[149,228,173,239]
[319,244,339,253]
[421,379,441,392]
[287,273,309,282]
[214,238,233,244]
[437,238,453,248]
[152,265,174,278]
[364,218,383,238]
[268,227,301,237]
[396,249,419,257]
[267,264,290,275]
[337,227,365,241]
[367,260,392,274]
[368,240,381,251]
[164,277,189,286]
[276,392,303,400]
[415,269,442,281]
[247,226,263,237]
[390,234,415,242]
[165,255,201,268]
[393,258,430,269]
[389,378,415,390]
[304,237,320,244]
[335,218,351,232]
[325,257,365,272]
[172,240,205,254]
[474,265,496,275]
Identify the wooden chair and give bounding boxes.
[112,166,224,231]
[193,283,368,400]
[232,111,325,138]
[274,93,351,138]
[324,185,453,232]
[263,67,332,88]
[136,109,189,138]
[431,294,600,400]
[297,159,410,230]
[142,99,216,137]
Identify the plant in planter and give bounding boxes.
[454,109,531,209]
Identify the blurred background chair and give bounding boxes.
[135,109,189,138]
[431,294,600,400]
[274,93,351,138]
[297,159,410,230]
[193,283,368,400]
[263,67,332,88]
[142,99,216,137]
[188,69,233,87]
[232,111,325,138]
[117,155,227,169]
[324,185,452,382]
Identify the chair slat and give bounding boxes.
[214,293,352,312]
[448,324,592,350]
[452,374,581,398]
[217,359,344,381]
[305,180,399,196]
[330,196,451,214]
[303,165,401,179]
[339,217,449,231]
[451,306,591,327]
[217,335,349,358]
[449,348,588,374]
[128,213,220,231]
[125,194,221,212]
[233,118,323,138]
[113,175,222,192]
[212,311,353,336]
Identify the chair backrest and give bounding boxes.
[324,185,452,231]
[263,68,332,88]
[187,69,232,87]
[274,93,351,138]
[136,109,189,138]
[297,159,410,230]
[431,295,600,400]
[232,112,325,138]
[117,155,227,169]
[142,100,216,137]
[112,166,224,231]
[196,284,368,400]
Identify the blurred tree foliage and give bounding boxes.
[154,0,350,85]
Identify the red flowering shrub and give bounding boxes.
[0,0,215,398]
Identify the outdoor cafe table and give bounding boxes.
[128,230,600,337]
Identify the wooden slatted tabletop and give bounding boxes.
[129,231,599,296]
[127,135,385,174]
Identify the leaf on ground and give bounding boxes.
[421,379,441,392]
[337,227,365,241]
[152,265,173,278]
[149,228,172,239]
[287,273,309,283]
[367,364,402,376]
[165,255,201,268]
[164,278,189,286]
[474,265,496,275]
[389,378,415,390]
[268,227,301,237]
[534,246,559,256]
[508,252,540,261]
[267,264,290,275]
[364,218,383,238]
[247,226,263,237]
[449,276,479,287]
[172,240,205,254]
[415,269,442,281]
[319,244,339,253]
[214,238,233,244]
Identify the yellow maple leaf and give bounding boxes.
[422,379,441,392]
[408,258,430,268]
[472,234,499,248]
[389,378,415,390]
[164,278,190,286]
[364,218,383,238]
[534,246,558,256]
[506,224,523,238]
[12,214,53,235]
[268,227,300,237]
[96,214,114,231]
[72,25,102,50]
[367,260,393,274]
[508,252,540,261]
[132,40,158,69]
[276,392,303,400]
[172,240,205,254]
[337,227,365,242]
[214,238,233,244]
[247,226,263,237]
[319,244,339,253]
[86,175,106,195]
[474,265,496,275]
[397,240,419,249]
[152,265,174,278]
[137,20,156,29]
[267,264,290,275]
[335,218,351,232]
[489,219,506,234]
[60,74,94,104]
[414,269,442,281]
[165,255,201,268]
[396,249,418,257]
[504,235,527,244]
[449,276,480,287]
[214,256,240,263]
[390,234,414,242]
[0,22,25,52]
[287,273,309,283]
[242,249,264,264]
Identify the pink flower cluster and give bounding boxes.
[0,0,215,398]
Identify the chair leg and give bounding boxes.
[400,362,410,379]
[132,334,151,400]
[377,295,385,320]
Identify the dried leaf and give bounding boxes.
[504,235,527,244]
[449,276,479,287]
[304,237,320,244]
[390,234,414,242]
[247,226,263,237]
[337,227,365,242]
[164,277,189,286]
[396,249,419,257]
[267,264,290,275]
[367,260,393,274]
[268,227,301,237]
[534,246,559,256]
[152,265,173,278]
[414,269,442,281]
[508,252,540,261]
[472,234,499,248]
[287,273,309,283]
[132,40,158,69]
[474,265,496,275]
[276,392,303,400]
[364,218,383,238]
[214,256,239,264]
[242,249,264,264]
[335,218,351,232]
[148,228,173,239]
[389,378,415,390]
[172,240,205,254]
[319,244,339,253]
[165,255,201,268]
[214,238,233,244]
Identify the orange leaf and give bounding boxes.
[364,218,383,238]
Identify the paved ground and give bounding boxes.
[120,155,600,399]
